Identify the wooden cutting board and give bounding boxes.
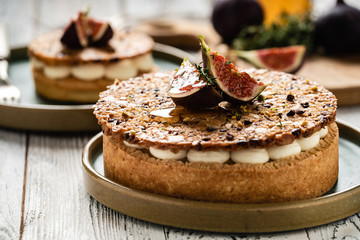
[297,55,360,106]
[135,19,360,106]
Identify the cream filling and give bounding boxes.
[267,141,301,160]
[43,65,71,79]
[187,150,230,163]
[123,140,144,149]
[297,132,320,151]
[124,127,328,164]
[71,64,105,81]
[30,58,45,69]
[30,53,154,81]
[149,147,187,160]
[105,59,138,80]
[231,149,269,163]
[133,53,154,72]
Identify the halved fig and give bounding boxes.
[168,58,223,109]
[61,11,89,48]
[233,45,306,73]
[199,36,266,103]
[88,18,114,46]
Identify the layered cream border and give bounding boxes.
[123,126,328,164]
[30,53,154,81]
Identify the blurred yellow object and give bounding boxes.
[257,0,311,25]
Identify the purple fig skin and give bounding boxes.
[211,0,263,44]
[92,25,114,46]
[171,86,223,110]
[169,58,223,110]
[60,21,84,49]
[315,0,360,54]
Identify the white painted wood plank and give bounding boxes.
[21,133,96,239]
[0,129,26,240]
[89,197,166,240]
[306,214,360,239]
[21,133,166,240]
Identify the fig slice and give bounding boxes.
[61,10,89,48]
[233,45,306,73]
[88,18,114,46]
[199,36,266,103]
[168,58,223,110]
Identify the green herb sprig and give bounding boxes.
[194,63,216,86]
[232,12,314,53]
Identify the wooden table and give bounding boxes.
[1,0,360,239]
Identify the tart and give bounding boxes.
[93,68,338,203]
[28,10,154,103]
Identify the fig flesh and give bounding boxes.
[315,0,360,54]
[61,11,89,48]
[233,45,306,73]
[88,18,114,46]
[211,0,263,44]
[168,58,223,110]
[200,36,266,103]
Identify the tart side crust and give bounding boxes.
[103,122,339,203]
[32,68,113,103]
[32,68,155,103]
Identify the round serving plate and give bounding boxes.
[82,120,360,233]
[0,44,192,132]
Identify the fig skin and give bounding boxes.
[211,0,264,44]
[60,22,84,49]
[315,0,360,55]
[171,86,223,110]
[92,25,114,46]
[168,58,223,110]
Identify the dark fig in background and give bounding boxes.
[211,0,264,45]
[315,0,360,55]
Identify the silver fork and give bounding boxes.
[0,23,20,104]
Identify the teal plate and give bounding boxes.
[82,120,360,233]
[0,44,191,132]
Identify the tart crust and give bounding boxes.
[103,122,339,203]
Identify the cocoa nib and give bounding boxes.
[226,133,234,140]
[286,94,295,101]
[301,102,309,108]
[291,128,301,137]
[287,110,295,117]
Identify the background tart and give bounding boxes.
[28,30,154,103]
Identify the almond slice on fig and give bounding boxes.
[233,45,306,73]
[199,36,266,103]
[168,58,223,110]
